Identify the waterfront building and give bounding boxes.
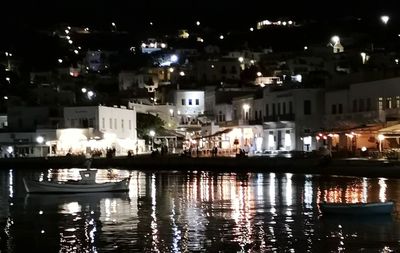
[63,105,137,156]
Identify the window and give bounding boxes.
[181,99,185,105]
[102,118,105,129]
[195,99,199,105]
[265,104,269,117]
[283,102,286,114]
[121,119,124,129]
[378,97,383,110]
[386,98,392,109]
[234,109,237,120]
[352,99,357,112]
[277,103,281,115]
[129,120,132,130]
[289,101,293,114]
[89,118,94,127]
[114,119,117,129]
[359,99,364,112]
[397,96,400,108]
[188,99,192,105]
[71,119,75,127]
[338,104,343,114]
[331,104,337,114]
[272,104,276,116]
[109,118,112,129]
[304,100,311,115]
[366,98,372,111]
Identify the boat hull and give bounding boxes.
[320,202,394,215]
[23,178,130,193]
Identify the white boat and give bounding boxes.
[319,201,394,215]
[23,169,130,193]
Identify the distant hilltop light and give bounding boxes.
[249,27,254,32]
[196,21,200,26]
[257,19,297,29]
[219,35,224,40]
[380,15,390,25]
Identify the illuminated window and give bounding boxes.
[378,97,383,110]
[397,96,400,108]
[386,97,392,109]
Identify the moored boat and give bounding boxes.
[319,201,394,215]
[23,169,130,193]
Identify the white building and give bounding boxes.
[174,90,205,125]
[63,105,137,156]
[324,77,400,152]
[259,87,324,152]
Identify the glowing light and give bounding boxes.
[36,136,44,144]
[378,134,385,141]
[257,71,262,77]
[304,46,308,50]
[170,54,178,63]
[149,130,155,137]
[74,50,79,54]
[238,57,244,63]
[68,40,73,44]
[179,71,185,76]
[81,88,87,93]
[381,15,390,25]
[87,91,94,99]
[168,67,174,73]
[242,104,250,110]
[3,96,8,100]
[196,21,200,26]
[58,59,63,64]
[361,146,367,152]
[331,35,340,44]
[250,27,254,32]
[219,35,224,40]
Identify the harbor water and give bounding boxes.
[1,168,400,252]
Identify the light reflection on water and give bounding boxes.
[0,169,400,252]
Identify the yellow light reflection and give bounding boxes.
[378,178,387,202]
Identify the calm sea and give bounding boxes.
[1,168,400,252]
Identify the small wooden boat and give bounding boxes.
[319,201,394,215]
[23,169,130,193]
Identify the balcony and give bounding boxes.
[263,114,295,122]
[323,110,384,127]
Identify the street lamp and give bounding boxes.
[149,130,155,150]
[36,136,44,157]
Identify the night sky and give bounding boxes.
[2,0,400,30]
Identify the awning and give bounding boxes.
[194,128,233,140]
[378,124,400,137]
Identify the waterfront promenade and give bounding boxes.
[1,155,400,178]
